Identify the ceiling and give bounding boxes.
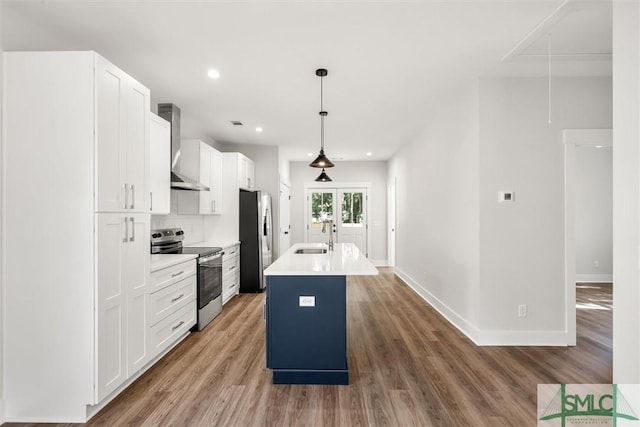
[1,0,612,162]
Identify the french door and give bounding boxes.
[305,188,368,256]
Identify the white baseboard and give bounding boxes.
[0,398,4,425]
[576,274,613,283]
[395,268,571,347]
[394,268,481,344]
[370,259,388,267]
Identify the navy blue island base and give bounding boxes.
[265,275,348,385]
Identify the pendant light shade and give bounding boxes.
[315,168,332,182]
[310,68,334,169]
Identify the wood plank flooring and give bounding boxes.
[8,270,612,426]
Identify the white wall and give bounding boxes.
[575,146,612,282]
[289,161,388,264]
[612,0,640,384]
[478,77,612,341]
[388,80,481,333]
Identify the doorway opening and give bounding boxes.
[564,129,613,347]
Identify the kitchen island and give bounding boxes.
[263,243,377,384]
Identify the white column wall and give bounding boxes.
[612,0,640,384]
[477,77,612,343]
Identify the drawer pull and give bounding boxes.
[171,294,185,303]
[229,250,236,255]
[229,265,236,270]
[171,321,185,331]
[171,271,184,278]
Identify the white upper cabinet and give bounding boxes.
[238,153,255,191]
[149,113,171,214]
[177,139,223,215]
[96,55,150,213]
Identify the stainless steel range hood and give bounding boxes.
[157,103,210,191]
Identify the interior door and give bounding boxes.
[305,188,337,244]
[279,182,291,256]
[337,189,367,256]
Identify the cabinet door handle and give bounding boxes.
[150,192,153,212]
[211,200,214,213]
[171,271,184,278]
[171,320,185,331]
[122,184,128,210]
[229,265,236,270]
[129,217,135,242]
[213,200,216,212]
[171,294,185,303]
[122,216,128,243]
[130,185,135,209]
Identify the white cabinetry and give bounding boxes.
[224,152,256,191]
[3,51,151,422]
[239,153,255,190]
[149,259,197,358]
[149,113,171,214]
[177,139,223,214]
[222,244,241,304]
[95,55,150,213]
[96,213,150,400]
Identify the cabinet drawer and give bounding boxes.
[222,255,239,277]
[149,275,196,326]
[224,245,240,258]
[150,303,196,357]
[223,271,239,305]
[150,260,196,292]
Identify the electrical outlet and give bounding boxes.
[518,304,527,318]
[299,296,315,307]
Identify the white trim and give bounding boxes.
[502,0,612,62]
[476,330,570,347]
[576,274,613,283]
[563,129,612,348]
[396,268,572,347]
[369,259,388,267]
[394,268,481,345]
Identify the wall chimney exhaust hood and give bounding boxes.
[157,103,210,191]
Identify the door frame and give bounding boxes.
[563,129,612,346]
[304,181,371,257]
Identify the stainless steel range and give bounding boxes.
[151,228,223,330]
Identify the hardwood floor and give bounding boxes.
[8,271,612,426]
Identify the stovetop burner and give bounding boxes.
[150,228,221,257]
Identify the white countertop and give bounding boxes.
[150,254,198,273]
[264,243,378,276]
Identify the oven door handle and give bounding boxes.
[199,252,223,264]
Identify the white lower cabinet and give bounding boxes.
[96,213,150,402]
[222,244,241,304]
[149,259,197,359]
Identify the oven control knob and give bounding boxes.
[152,233,161,238]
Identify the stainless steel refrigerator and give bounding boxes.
[239,190,273,292]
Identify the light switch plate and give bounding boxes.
[299,296,315,307]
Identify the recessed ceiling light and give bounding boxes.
[207,69,220,79]
[256,127,263,132]
[595,145,604,148]
[307,152,314,157]
[366,152,372,156]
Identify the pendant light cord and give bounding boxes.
[548,33,552,125]
[320,74,325,151]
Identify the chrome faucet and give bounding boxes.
[322,220,334,251]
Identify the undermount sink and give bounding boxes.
[294,248,327,254]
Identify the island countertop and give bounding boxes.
[264,243,378,276]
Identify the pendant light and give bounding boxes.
[315,168,332,182]
[310,68,335,172]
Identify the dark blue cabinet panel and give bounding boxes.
[266,275,348,384]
